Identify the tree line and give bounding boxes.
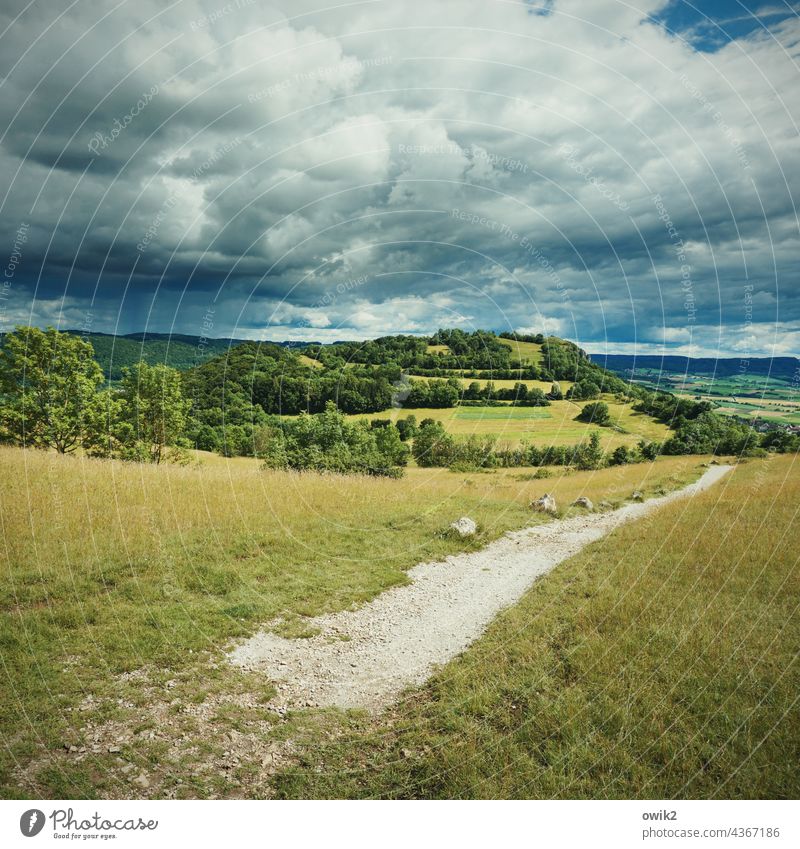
[1,326,796,478]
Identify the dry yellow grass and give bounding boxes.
[276,453,800,799]
[298,354,323,369]
[496,337,543,364]
[1,444,710,797]
[0,446,702,587]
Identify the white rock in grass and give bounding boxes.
[450,517,477,537]
[571,496,594,510]
[530,494,557,514]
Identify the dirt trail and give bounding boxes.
[229,465,733,710]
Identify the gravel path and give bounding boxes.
[229,465,733,710]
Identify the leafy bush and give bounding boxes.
[261,402,409,476]
[662,411,758,456]
[396,415,418,441]
[567,379,601,401]
[610,445,632,465]
[574,431,605,470]
[761,430,800,453]
[638,440,662,461]
[511,388,550,407]
[577,401,610,424]
[412,420,457,467]
[406,378,461,408]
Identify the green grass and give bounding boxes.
[0,445,709,798]
[454,407,553,420]
[273,454,800,799]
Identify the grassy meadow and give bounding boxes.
[361,397,670,448]
[275,453,800,799]
[1,444,712,798]
[496,337,543,365]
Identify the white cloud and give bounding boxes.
[0,0,796,355]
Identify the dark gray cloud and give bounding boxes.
[0,0,797,356]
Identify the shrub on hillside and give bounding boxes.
[547,381,564,400]
[577,401,611,425]
[662,411,758,456]
[412,420,457,467]
[638,440,662,461]
[511,388,551,407]
[261,402,409,476]
[567,379,601,401]
[761,430,800,453]
[610,445,633,465]
[396,415,418,441]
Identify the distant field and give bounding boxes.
[497,337,543,364]
[713,401,800,426]
[626,367,800,425]
[361,398,670,448]
[298,354,323,369]
[410,374,572,393]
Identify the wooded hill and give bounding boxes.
[3,326,795,475]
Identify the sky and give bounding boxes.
[0,0,798,358]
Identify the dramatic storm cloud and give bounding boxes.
[0,0,797,355]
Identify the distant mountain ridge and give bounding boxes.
[55,331,318,379]
[594,354,799,382]
[108,332,318,349]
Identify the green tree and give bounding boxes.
[260,402,407,476]
[119,362,190,463]
[761,430,800,453]
[374,423,411,467]
[0,325,105,452]
[82,388,126,457]
[638,440,662,461]
[575,430,605,470]
[577,401,610,424]
[610,445,631,465]
[412,420,456,467]
[568,379,601,401]
[396,415,418,441]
